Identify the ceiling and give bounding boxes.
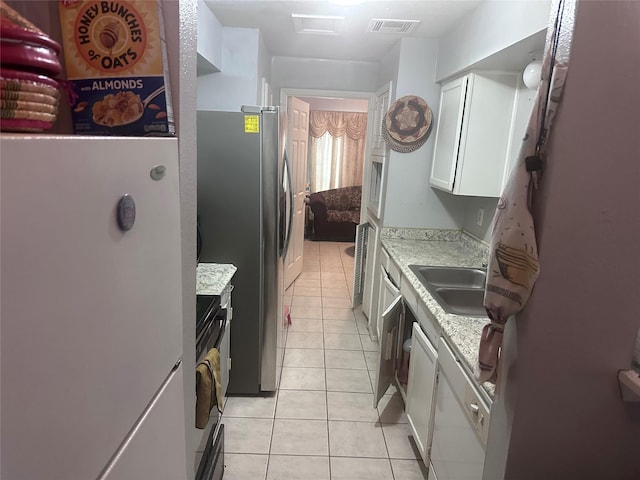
[203,0,484,62]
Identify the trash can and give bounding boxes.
[398,337,412,385]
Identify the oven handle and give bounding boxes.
[196,310,226,363]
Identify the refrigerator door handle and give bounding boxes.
[283,149,294,258]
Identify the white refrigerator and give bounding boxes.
[1,136,187,479]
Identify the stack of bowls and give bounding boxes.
[0,1,62,132]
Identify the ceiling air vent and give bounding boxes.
[367,18,420,34]
[292,14,345,35]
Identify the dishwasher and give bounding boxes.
[429,339,490,479]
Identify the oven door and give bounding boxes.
[195,303,227,480]
[197,424,224,480]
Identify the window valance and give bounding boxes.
[309,111,367,140]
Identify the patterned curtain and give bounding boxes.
[309,111,367,192]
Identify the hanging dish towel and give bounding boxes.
[195,348,223,428]
[479,0,571,384]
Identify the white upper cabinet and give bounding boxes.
[430,72,518,197]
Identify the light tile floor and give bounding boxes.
[223,240,429,480]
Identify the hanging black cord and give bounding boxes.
[536,0,565,152]
[526,0,566,210]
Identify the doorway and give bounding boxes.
[280,89,371,289]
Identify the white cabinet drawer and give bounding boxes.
[379,246,390,270]
[416,300,439,348]
[400,280,418,315]
[387,258,401,286]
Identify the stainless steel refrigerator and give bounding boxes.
[197,106,291,395]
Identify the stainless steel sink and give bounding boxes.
[411,265,487,289]
[408,265,488,317]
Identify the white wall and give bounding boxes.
[486,1,640,477]
[270,56,379,102]
[458,196,498,242]
[436,0,551,81]
[377,42,400,93]
[458,80,535,243]
[299,97,368,112]
[256,33,272,105]
[432,0,548,242]
[382,37,465,229]
[197,0,222,73]
[197,27,260,111]
[378,28,541,236]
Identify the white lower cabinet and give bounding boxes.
[430,340,487,480]
[370,243,491,478]
[374,294,404,407]
[406,323,438,463]
[362,219,381,326]
[377,264,401,340]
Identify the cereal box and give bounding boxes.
[58,0,175,136]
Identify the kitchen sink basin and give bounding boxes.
[409,265,487,289]
[408,265,488,317]
[432,287,487,317]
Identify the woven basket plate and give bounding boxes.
[383,95,433,153]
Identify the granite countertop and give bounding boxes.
[196,263,237,296]
[380,228,495,400]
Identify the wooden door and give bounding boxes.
[285,96,310,288]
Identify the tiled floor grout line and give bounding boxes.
[263,318,290,480]
[324,315,332,478]
[224,241,427,479]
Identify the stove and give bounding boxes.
[195,294,225,480]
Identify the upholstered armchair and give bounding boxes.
[308,186,361,241]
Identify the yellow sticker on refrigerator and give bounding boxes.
[244,115,259,133]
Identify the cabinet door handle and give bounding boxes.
[469,403,480,415]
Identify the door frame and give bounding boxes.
[279,88,374,225]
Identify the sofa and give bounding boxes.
[308,185,361,241]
